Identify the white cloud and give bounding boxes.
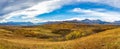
[77,0,120,8]
[1,0,120,23]
[0,0,47,14]
[66,17,98,21]
[71,8,120,22]
[0,0,74,22]
[22,18,47,23]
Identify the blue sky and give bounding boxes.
[0,0,120,23]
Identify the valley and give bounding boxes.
[0,22,120,49]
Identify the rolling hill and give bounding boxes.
[0,23,120,49]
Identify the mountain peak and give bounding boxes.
[0,19,120,26]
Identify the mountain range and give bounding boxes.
[0,19,120,26]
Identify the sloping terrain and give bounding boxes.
[0,23,120,49]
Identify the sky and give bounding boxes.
[0,0,120,23]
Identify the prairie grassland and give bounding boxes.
[0,23,120,49]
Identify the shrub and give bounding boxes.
[65,29,94,40]
[66,31,82,40]
[52,29,72,36]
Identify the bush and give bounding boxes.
[66,31,83,40]
[52,29,72,36]
[65,29,94,40]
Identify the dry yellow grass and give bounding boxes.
[0,27,120,49]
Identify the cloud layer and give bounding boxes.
[0,0,74,22]
[0,0,48,15]
[0,0,120,23]
[71,8,120,22]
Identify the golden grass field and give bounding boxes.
[0,23,120,49]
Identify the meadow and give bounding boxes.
[0,23,120,49]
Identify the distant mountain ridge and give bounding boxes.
[43,19,120,25]
[63,19,109,24]
[0,19,120,26]
[0,22,34,26]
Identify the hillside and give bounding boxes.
[0,23,120,49]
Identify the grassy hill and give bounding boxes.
[0,23,120,49]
